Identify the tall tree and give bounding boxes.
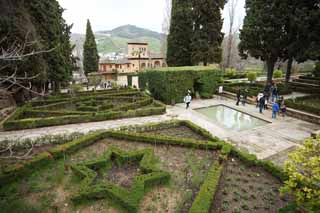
[83,19,99,75]
[166,0,193,67]
[283,0,320,84]
[191,0,225,66]
[239,0,288,85]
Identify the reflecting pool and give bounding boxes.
[195,105,269,131]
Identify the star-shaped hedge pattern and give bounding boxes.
[71,146,170,212]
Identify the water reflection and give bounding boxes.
[196,105,268,131]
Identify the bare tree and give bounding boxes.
[0,35,54,96]
[225,0,239,68]
[160,0,172,57]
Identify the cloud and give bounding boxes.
[58,0,245,34]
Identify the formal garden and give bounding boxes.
[3,120,313,213]
[3,88,165,131]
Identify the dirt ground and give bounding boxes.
[143,126,208,141]
[211,158,290,213]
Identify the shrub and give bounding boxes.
[281,136,320,211]
[225,68,237,77]
[314,61,320,77]
[69,84,83,93]
[273,69,283,78]
[285,95,320,116]
[246,71,257,83]
[139,66,222,104]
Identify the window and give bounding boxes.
[109,65,112,68]
[127,64,130,68]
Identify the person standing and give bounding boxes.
[259,95,265,114]
[236,89,241,106]
[256,91,264,107]
[184,93,192,109]
[272,102,280,119]
[272,85,278,102]
[242,89,248,106]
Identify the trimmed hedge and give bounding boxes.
[139,66,223,104]
[223,82,292,97]
[189,161,223,213]
[0,120,288,213]
[71,146,170,212]
[3,90,166,131]
[285,95,320,116]
[3,105,166,131]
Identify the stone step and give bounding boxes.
[289,81,320,88]
[293,78,320,85]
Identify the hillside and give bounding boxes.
[71,25,163,56]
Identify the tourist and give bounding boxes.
[236,89,241,106]
[256,91,264,107]
[184,93,192,109]
[272,102,280,119]
[242,89,248,106]
[264,96,268,110]
[272,85,278,102]
[280,99,286,117]
[259,95,265,114]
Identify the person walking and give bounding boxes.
[259,95,265,114]
[236,89,241,106]
[272,102,280,119]
[242,89,248,106]
[184,93,192,109]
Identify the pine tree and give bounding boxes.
[239,0,288,85]
[166,0,193,67]
[191,0,225,66]
[83,19,99,75]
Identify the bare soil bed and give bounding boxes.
[143,126,208,141]
[211,158,290,213]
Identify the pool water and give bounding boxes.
[195,105,269,131]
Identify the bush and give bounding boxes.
[139,66,222,104]
[246,71,257,83]
[314,61,320,77]
[285,95,320,116]
[281,136,320,211]
[69,84,83,93]
[225,68,237,77]
[273,69,283,78]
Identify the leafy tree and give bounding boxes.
[283,1,320,83]
[191,0,225,66]
[83,19,99,76]
[166,0,193,66]
[239,0,288,85]
[281,136,320,211]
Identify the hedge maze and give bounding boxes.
[3,89,166,131]
[0,120,292,212]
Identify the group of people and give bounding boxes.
[235,84,286,119]
[256,84,286,119]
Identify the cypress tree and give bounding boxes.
[239,0,288,85]
[27,0,75,90]
[191,0,225,66]
[83,19,99,75]
[166,0,193,67]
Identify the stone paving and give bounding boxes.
[0,95,319,167]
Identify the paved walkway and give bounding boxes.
[0,115,171,141]
[166,96,319,166]
[0,96,318,166]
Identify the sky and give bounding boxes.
[58,0,246,34]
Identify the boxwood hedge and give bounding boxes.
[139,66,223,104]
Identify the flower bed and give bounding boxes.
[3,89,166,131]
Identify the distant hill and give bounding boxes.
[71,25,163,56]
